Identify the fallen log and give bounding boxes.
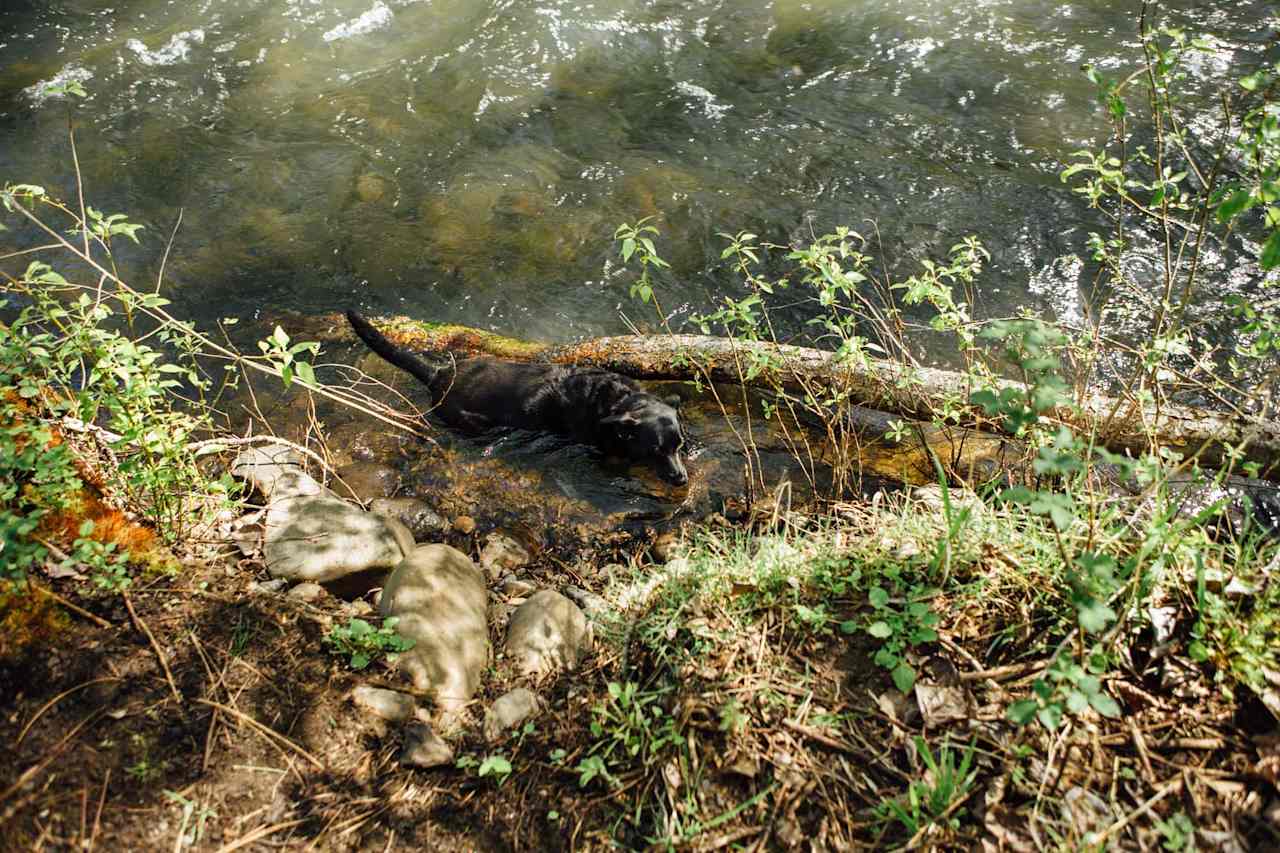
[315,313,1280,482]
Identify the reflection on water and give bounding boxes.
[1,0,1270,355]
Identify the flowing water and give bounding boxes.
[0,1,1273,529]
[2,0,1271,340]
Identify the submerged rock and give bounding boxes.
[325,421,406,466]
[370,497,449,541]
[264,496,413,582]
[504,590,591,677]
[484,688,542,742]
[334,461,401,503]
[379,544,489,712]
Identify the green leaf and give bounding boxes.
[1001,485,1035,505]
[891,662,916,694]
[350,651,370,669]
[1261,230,1280,270]
[295,361,315,385]
[868,586,890,608]
[1007,699,1038,725]
[1065,690,1089,714]
[1089,691,1121,718]
[1077,599,1116,634]
[1037,704,1063,730]
[478,755,512,777]
[1217,189,1254,223]
[909,627,938,644]
[867,620,893,639]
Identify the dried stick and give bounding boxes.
[17,676,119,745]
[195,699,323,769]
[122,592,183,706]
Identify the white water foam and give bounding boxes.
[322,2,393,43]
[126,29,205,66]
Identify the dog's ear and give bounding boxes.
[663,394,681,409]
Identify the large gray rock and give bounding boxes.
[379,544,489,713]
[264,496,413,582]
[230,443,326,500]
[370,497,449,541]
[484,688,541,742]
[504,590,592,677]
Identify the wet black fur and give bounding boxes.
[346,310,688,485]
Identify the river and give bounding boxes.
[1,0,1271,352]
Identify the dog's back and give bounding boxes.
[347,310,688,484]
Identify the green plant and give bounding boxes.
[847,583,940,693]
[457,752,515,784]
[1063,23,1280,414]
[322,616,414,669]
[1155,811,1197,851]
[875,736,978,838]
[163,790,217,849]
[615,217,670,316]
[578,681,681,789]
[1007,653,1121,731]
[478,754,513,784]
[69,520,131,592]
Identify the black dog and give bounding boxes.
[346,310,688,485]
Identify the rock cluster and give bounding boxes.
[226,441,597,766]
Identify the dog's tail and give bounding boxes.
[345,309,444,389]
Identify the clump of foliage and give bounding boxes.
[323,616,415,669]
[601,13,1280,848]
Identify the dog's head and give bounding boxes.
[601,396,688,486]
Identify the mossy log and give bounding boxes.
[327,314,1279,481]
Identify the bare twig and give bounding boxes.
[29,579,112,629]
[87,769,109,853]
[212,819,306,853]
[195,699,324,769]
[17,676,119,745]
[1094,776,1182,845]
[122,591,183,706]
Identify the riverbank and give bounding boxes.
[3,390,1278,849]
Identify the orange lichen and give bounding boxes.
[0,580,70,660]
